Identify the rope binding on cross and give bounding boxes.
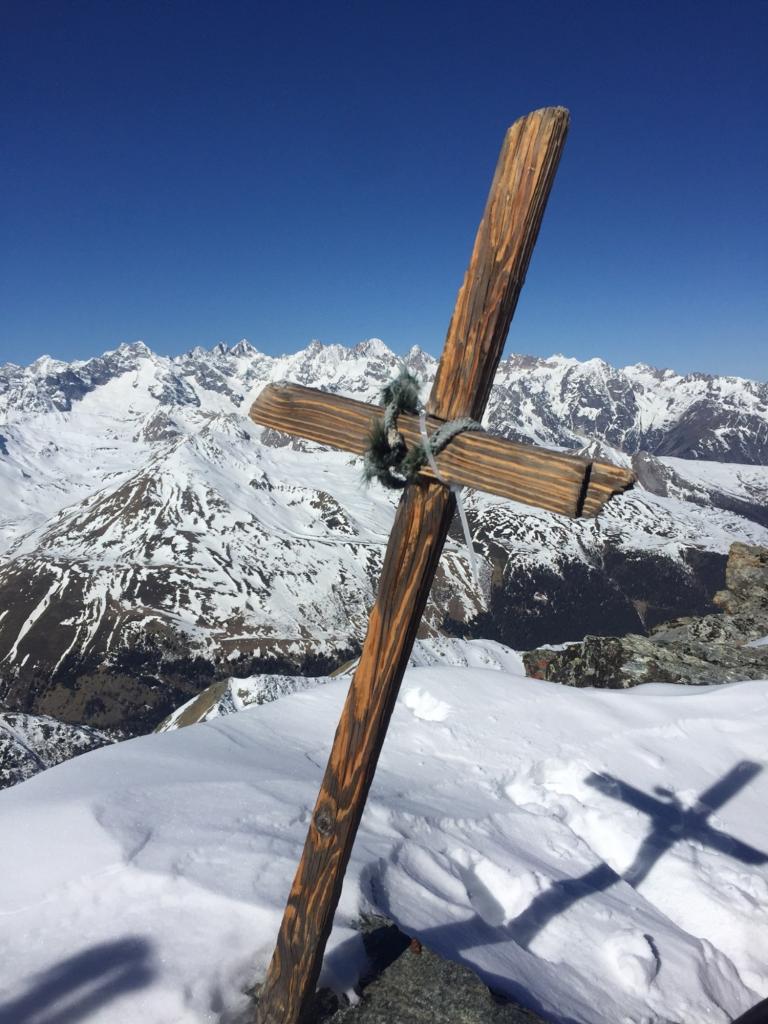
[363,368,482,490]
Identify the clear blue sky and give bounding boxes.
[1,0,766,378]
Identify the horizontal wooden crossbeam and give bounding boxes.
[249,381,634,518]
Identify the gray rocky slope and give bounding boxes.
[0,339,767,746]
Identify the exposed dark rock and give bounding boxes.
[523,542,768,687]
[652,400,768,464]
[326,938,545,1023]
[248,918,546,1024]
[713,541,768,616]
[0,615,359,736]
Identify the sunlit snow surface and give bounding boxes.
[1,670,767,1023]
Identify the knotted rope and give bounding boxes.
[363,368,482,583]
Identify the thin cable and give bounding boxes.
[419,408,480,587]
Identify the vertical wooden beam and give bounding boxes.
[429,108,570,422]
[254,106,569,1024]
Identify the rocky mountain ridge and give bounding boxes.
[3,339,767,463]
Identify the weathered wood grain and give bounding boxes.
[254,106,570,1024]
[249,382,634,517]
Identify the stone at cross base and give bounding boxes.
[249,106,633,1024]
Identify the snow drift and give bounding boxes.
[0,668,766,1023]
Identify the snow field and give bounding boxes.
[0,669,766,1023]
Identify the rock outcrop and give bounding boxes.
[248,917,547,1024]
[326,926,545,1024]
[523,542,768,687]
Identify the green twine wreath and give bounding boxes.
[363,368,481,489]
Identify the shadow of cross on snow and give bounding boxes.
[586,759,767,888]
[338,762,768,1016]
[507,759,766,950]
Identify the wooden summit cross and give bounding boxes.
[249,107,634,1024]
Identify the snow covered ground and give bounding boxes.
[0,669,766,1024]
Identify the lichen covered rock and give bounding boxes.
[523,542,768,687]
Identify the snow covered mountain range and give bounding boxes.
[1,339,767,738]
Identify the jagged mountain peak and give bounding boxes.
[352,337,391,357]
[27,354,69,375]
[231,339,256,357]
[2,337,768,466]
[115,339,151,355]
[622,361,677,379]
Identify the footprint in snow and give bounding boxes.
[602,930,660,992]
[459,855,544,927]
[402,688,451,722]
